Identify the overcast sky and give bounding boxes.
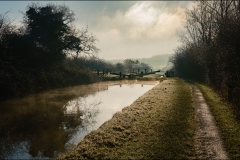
[0,1,192,60]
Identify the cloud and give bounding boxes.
[73,1,192,60]
[95,2,185,41]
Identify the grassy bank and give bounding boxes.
[58,78,195,159]
[136,74,166,81]
[196,83,240,159]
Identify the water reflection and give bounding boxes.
[0,83,107,159]
[0,80,158,159]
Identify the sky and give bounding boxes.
[0,1,192,60]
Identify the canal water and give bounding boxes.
[0,80,158,159]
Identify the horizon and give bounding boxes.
[107,53,172,61]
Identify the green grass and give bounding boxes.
[196,83,240,159]
[157,78,195,159]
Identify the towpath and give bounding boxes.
[192,85,228,159]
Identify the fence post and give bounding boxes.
[141,71,143,77]
[97,70,99,76]
[228,83,233,102]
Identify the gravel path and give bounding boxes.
[192,85,229,159]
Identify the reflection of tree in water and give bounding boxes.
[0,84,104,159]
[0,101,71,159]
[63,97,100,128]
[118,83,135,88]
[64,97,100,150]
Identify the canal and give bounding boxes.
[0,80,158,159]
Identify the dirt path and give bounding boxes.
[192,85,229,159]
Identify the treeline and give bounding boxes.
[109,54,171,70]
[69,57,152,73]
[170,1,240,107]
[0,3,102,100]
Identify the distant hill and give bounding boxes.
[108,54,172,70]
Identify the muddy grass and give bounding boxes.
[58,78,195,159]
